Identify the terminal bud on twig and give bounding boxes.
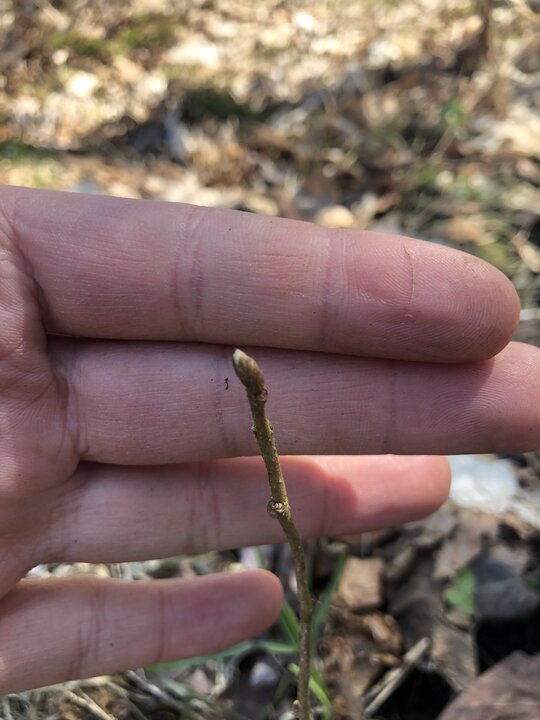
[232,349,267,401]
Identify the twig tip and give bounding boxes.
[232,348,266,396]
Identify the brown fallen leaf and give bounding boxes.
[335,557,385,612]
[322,609,402,719]
[438,651,540,720]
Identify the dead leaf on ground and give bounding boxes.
[322,609,402,719]
[439,651,540,720]
[335,557,385,611]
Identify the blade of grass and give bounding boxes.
[254,546,270,570]
[311,551,347,648]
[279,598,301,648]
[288,663,332,719]
[254,546,300,650]
[146,639,297,673]
[272,665,295,706]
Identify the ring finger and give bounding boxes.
[43,454,450,563]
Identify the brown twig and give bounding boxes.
[363,637,431,717]
[233,349,313,720]
[65,690,117,720]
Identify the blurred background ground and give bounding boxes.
[2,1,540,719]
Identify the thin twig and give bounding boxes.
[233,349,313,720]
[363,637,431,717]
[2,698,15,720]
[125,670,188,715]
[65,690,117,720]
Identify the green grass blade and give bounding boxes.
[311,551,346,648]
[146,639,296,673]
[272,665,295,705]
[288,662,332,717]
[278,598,300,648]
[254,547,300,649]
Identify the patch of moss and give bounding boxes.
[27,165,63,189]
[49,31,111,59]
[49,14,178,59]
[0,140,55,164]
[180,87,260,123]
[438,98,468,134]
[114,13,177,51]
[0,151,62,190]
[444,566,475,615]
[454,2,478,18]
[449,172,503,205]
[473,237,513,271]
[410,164,441,190]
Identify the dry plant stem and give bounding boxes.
[233,349,313,720]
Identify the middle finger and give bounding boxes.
[52,339,540,463]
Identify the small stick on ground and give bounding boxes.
[233,349,313,720]
[363,637,431,717]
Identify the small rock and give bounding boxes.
[242,194,279,216]
[187,667,214,695]
[315,204,356,228]
[449,455,518,514]
[472,554,540,621]
[249,659,281,688]
[164,37,220,68]
[68,179,103,195]
[293,11,317,33]
[65,72,99,99]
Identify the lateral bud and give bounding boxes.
[267,499,289,519]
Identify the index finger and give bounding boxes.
[1,184,519,362]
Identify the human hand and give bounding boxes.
[0,185,536,693]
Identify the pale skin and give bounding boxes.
[0,184,538,694]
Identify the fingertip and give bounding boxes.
[402,455,451,515]
[486,269,520,357]
[402,240,520,362]
[465,260,520,361]
[361,454,451,527]
[160,571,283,666]
[0,573,285,694]
[236,568,284,626]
